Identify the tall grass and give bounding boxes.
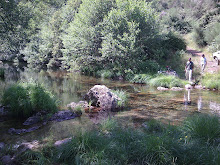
[149,75,187,88]
[1,82,58,118]
[201,72,220,89]
[14,114,220,165]
[129,74,152,84]
[111,89,128,108]
[0,68,4,78]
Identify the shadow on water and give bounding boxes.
[0,63,220,143]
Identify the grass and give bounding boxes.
[201,72,220,89]
[1,82,58,118]
[111,89,128,108]
[0,68,4,78]
[129,74,152,84]
[149,75,187,88]
[13,114,220,165]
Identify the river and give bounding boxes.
[0,63,220,144]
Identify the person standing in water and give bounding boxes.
[201,54,207,73]
[185,58,194,82]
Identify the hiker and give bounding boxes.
[185,58,194,82]
[201,54,207,73]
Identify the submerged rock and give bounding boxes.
[8,125,41,135]
[49,110,76,122]
[84,85,121,111]
[67,101,89,110]
[170,87,183,91]
[157,87,169,91]
[185,84,193,89]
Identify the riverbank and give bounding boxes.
[1,114,219,165]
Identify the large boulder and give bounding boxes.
[84,85,121,111]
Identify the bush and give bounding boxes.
[149,75,186,88]
[201,72,220,89]
[1,82,58,118]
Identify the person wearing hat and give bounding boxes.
[185,58,194,82]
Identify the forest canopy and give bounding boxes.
[0,0,219,77]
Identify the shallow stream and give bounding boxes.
[0,63,220,144]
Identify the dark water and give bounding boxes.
[0,63,220,144]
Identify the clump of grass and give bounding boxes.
[111,89,128,108]
[149,75,187,88]
[182,114,220,143]
[97,70,113,79]
[201,72,220,89]
[0,68,4,78]
[73,105,83,116]
[129,74,152,84]
[1,82,58,118]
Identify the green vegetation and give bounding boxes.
[201,72,220,89]
[129,74,153,84]
[9,114,220,164]
[1,82,58,118]
[149,75,187,88]
[111,90,128,108]
[129,74,187,88]
[0,68,4,78]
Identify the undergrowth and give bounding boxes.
[13,114,220,165]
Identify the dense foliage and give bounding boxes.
[0,0,187,77]
[1,0,219,77]
[152,0,220,51]
[1,82,58,118]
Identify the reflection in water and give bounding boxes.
[0,63,220,144]
[210,102,220,116]
[198,96,202,112]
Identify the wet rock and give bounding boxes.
[67,101,89,110]
[157,87,169,91]
[170,87,183,91]
[49,110,76,122]
[23,115,41,126]
[23,111,47,126]
[194,85,203,89]
[84,85,121,111]
[8,126,41,135]
[54,137,72,147]
[185,84,193,89]
[1,155,13,165]
[0,142,5,150]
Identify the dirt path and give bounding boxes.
[186,47,219,74]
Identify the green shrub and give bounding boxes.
[182,114,220,142]
[1,82,58,118]
[201,72,220,89]
[149,75,186,88]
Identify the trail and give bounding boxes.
[186,47,219,74]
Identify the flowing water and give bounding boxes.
[0,63,220,144]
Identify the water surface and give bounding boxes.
[0,63,219,144]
